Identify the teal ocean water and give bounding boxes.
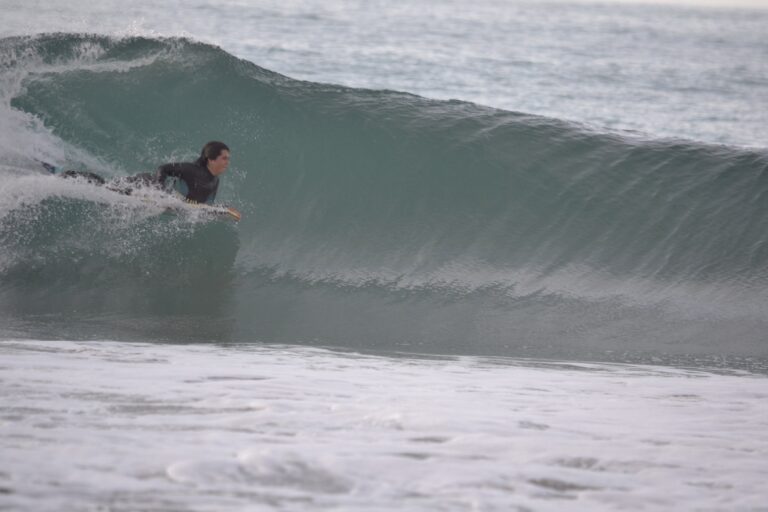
[1,3,767,510]
[1,32,766,368]
[2,0,767,148]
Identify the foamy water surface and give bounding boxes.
[2,340,766,511]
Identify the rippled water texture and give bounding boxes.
[2,340,767,511]
[1,0,766,147]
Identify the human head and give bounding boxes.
[197,141,230,176]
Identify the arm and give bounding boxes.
[156,162,198,200]
[155,162,224,205]
[155,163,188,186]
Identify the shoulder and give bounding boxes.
[159,161,198,169]
[159,161,205,174]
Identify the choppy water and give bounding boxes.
[3,340,767,511]
[1,1,767,510]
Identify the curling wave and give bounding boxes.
[1,33,767,368]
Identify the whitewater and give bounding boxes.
[1,1,767,510]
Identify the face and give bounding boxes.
[207,149,230,176]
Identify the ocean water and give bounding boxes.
[1,1,767,510]
[2,0,767,148]
[3,339,767,511]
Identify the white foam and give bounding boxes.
[0,34,172,174]
[1,340,766,511]
[0,174,164,221]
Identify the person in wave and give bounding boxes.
[53,141,241,220]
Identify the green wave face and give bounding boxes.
[2,34,767,367]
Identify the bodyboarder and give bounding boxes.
[49,141,241,220]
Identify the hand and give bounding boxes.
[226,207,242,221]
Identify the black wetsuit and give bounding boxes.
[56,161,219,204]
[156,162,219,204]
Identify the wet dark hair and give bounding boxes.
[196,141,230,167]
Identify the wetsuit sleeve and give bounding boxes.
[155,162,218,203]
[155,163,193,200]
[156,163,187,186]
